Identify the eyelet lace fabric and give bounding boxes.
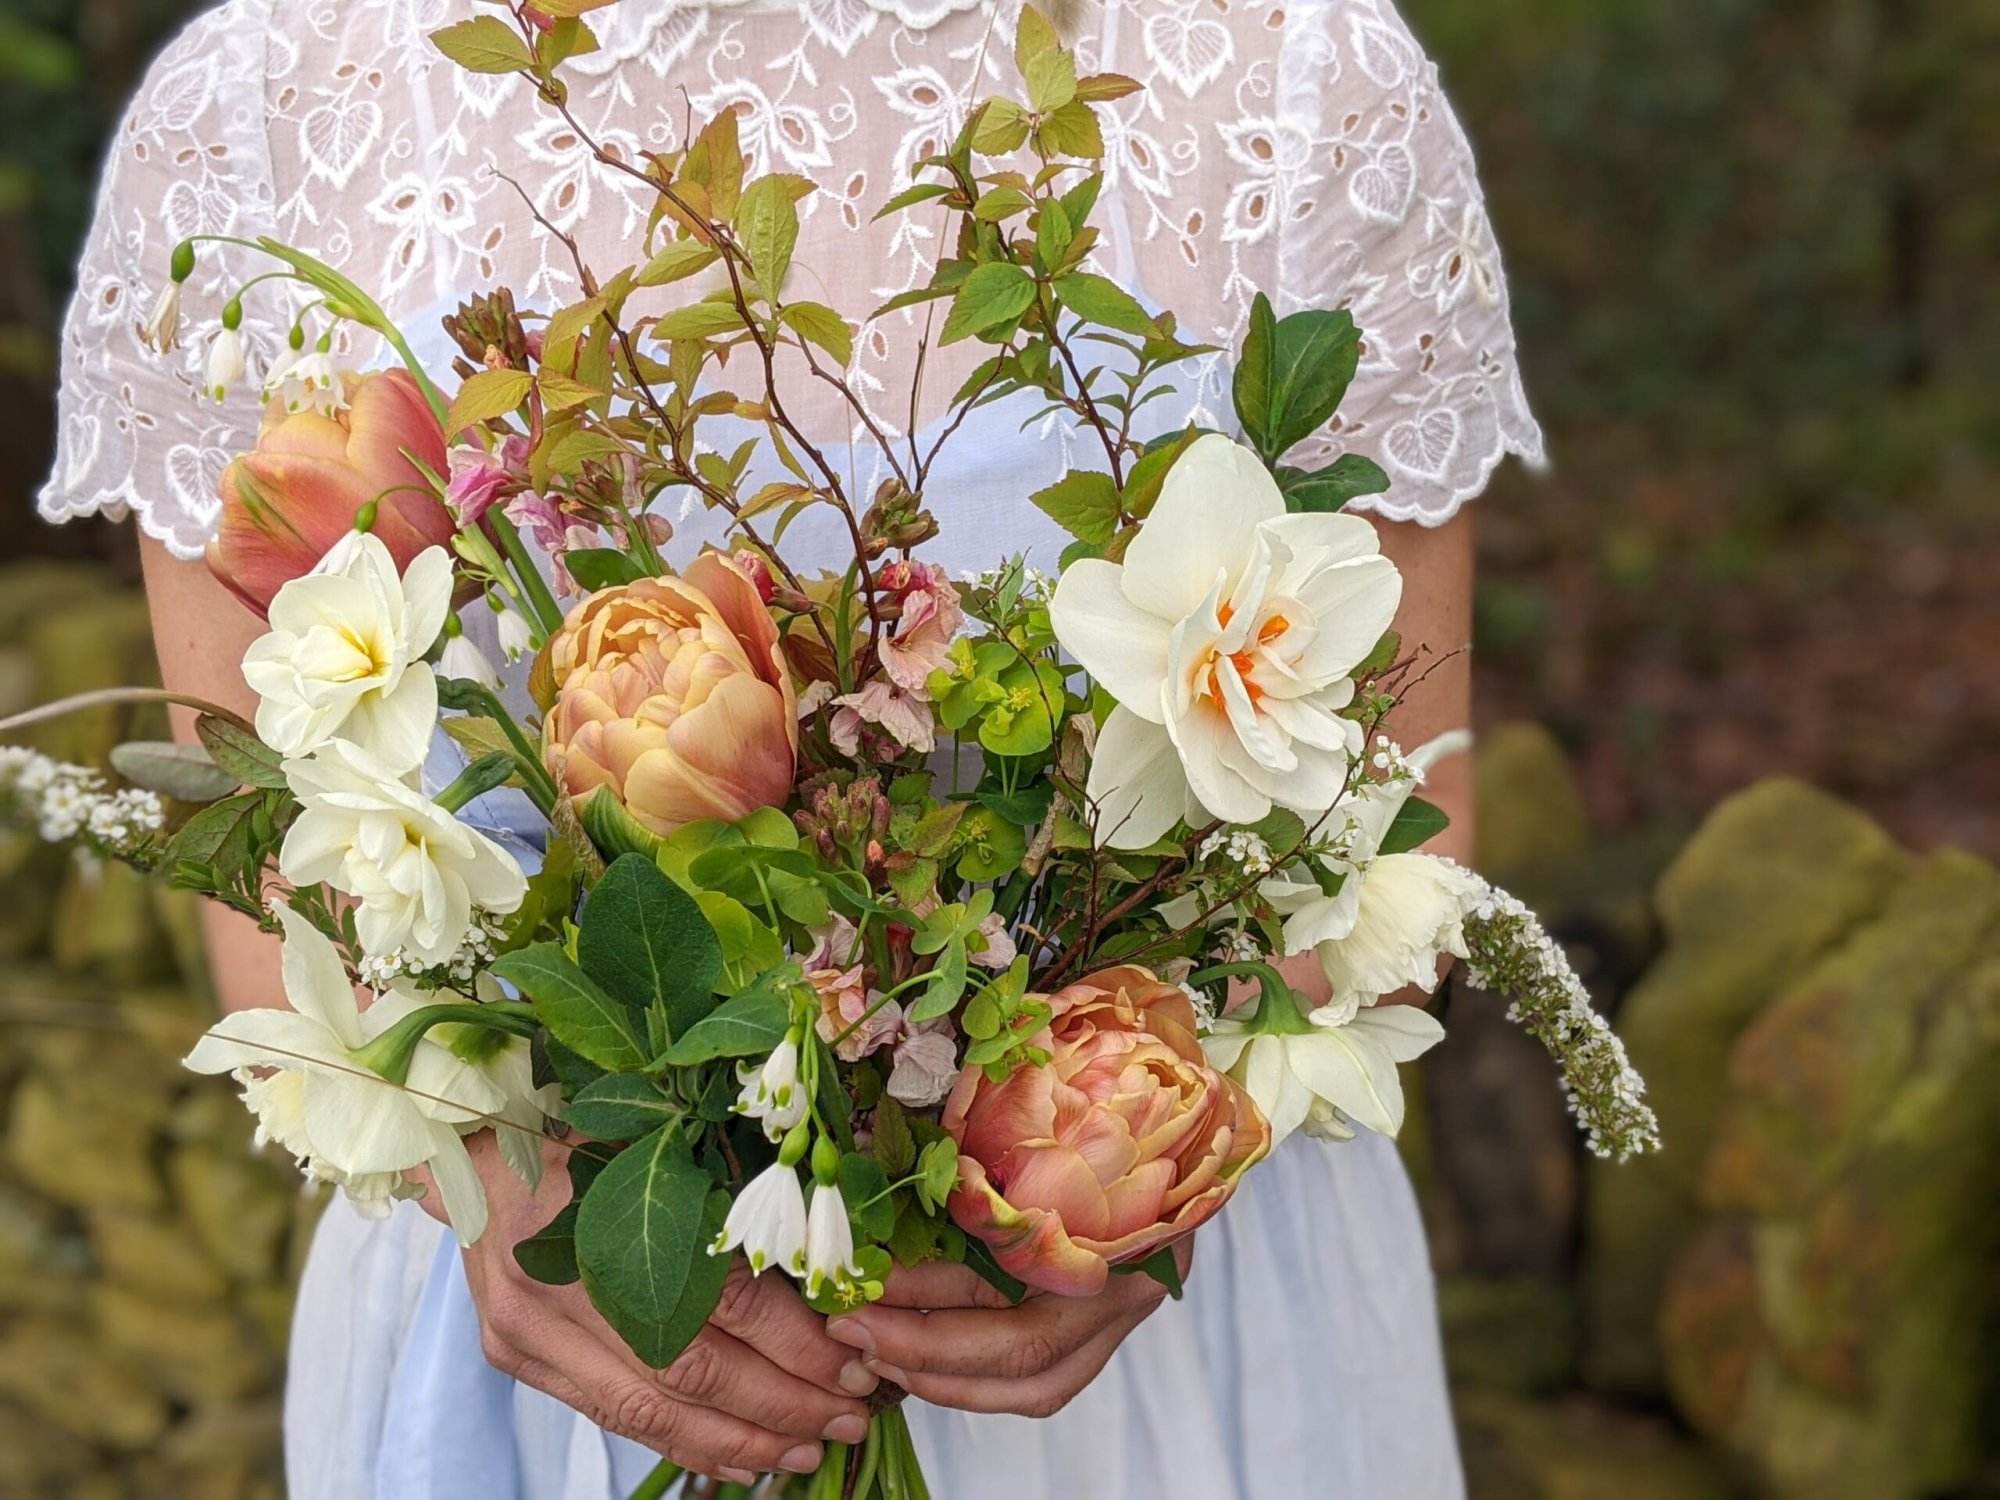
[40,0,1542,561]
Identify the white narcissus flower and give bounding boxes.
[1203,1001,1444,1147]
[279,739,528,964]
[182,905,498,1242]
[711,1162,809,1276]
[734,1034,807,1142]
[1266,732,1482,1008]
[243,532,453,776]
[1050,434,1402,850]
[804,1181,864,1299]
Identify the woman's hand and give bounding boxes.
[418,1132,878,1485]
[824,1242,1191,1419]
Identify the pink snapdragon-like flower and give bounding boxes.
[829,680,937,757]
[876,561,964,696]
[445,435,528,525]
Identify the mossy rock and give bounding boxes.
[22,589,163,765]
[50,856,180,984]
[1440,1275,1578,1396]
[1475,722,1591,885]
[1457,1390,1742,1500]
[1583,780,1905,1395]
[0,1317,171,1450]
[90,1281,277,1404]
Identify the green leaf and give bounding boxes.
[872,181,953,221]
[446,368,534,437]
[195,716,289,791]
[1034,197,1074,273]
[871,1096,916,1176]
[737,175,802,297]
[652,301,748,342]
[963,1238,1028,1305]
[574,785,665,861]
[839,1153,894,1241]
[1029,468,1120,545]
[1013,4,1061,70]
[636,241,721,288]
[162,792,265,871]
[971,99,1032,157]
[1233,295,1362,461]
[579,855,724,1041]
[1073,72,1143,103]
[780,302,854,367]
[974,186,1034,222]
[940,263,1035,346]
[906,937,969,1024]
[1119,426,1199,519]
[1024,47,1076,113]
[575,1131,731,1368]
[514,1203,581,1286]
[431,16,533,74]
[563,1075,684,1142]
[1280,454,1391,513]
[1036,102,1103,159]
[1111,1245,1185,1299]
[561,547,648,592]
[492,944,650,1073]
[536,373,604,413]
[915,1137,959,1213]
[654,974,796,1066]
[1376,795,1451,857]
[1055,272,1155,336]
[109,741,241,802]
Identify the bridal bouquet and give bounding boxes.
[5,7,1657,1497]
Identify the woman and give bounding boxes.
[41,0,1541,1494]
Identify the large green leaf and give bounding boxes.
[1232,294,1362,462]
[655,972,797,1066]
[195,716,290,791]
[1029,469,1120,545]
[1055,272,1156,336]
[736,174,802,297]
[1376,795,1452,857]
[1279,454,1392,513]
[563,1074,685,1141]
[514,1203,581,1286]
[576,1131,732,1369]
[492,944,650,1073]
[940,263,1035,346]
[578,855,723,1040]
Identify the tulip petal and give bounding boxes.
[949,1161,1110,1298]
[1049,560,1173,723]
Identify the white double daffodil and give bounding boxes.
[1051,434,1403,850]
[243,531,453,776]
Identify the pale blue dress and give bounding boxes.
[43,0,1544,1494]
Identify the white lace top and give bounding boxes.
[39,0,1543,561]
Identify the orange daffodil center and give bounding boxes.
[1050,434,1404,850]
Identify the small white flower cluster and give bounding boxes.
[1200,829,1274,877]
[1177,979,1220,1029]
[1460,881,1662,1162]
[1366,740,1420,784]
[356,909,507,991]
[0,748,166,852]
[1219,926,1264,964]
[957,563,1053,600]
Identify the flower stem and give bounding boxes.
[625,1459,681,1500]
[490,510,567,638]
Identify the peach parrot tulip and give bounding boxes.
[207,369,454,618]
[943,965,1272,1297]
[543,554,800,836]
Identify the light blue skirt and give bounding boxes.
[283,1127,1463,1499]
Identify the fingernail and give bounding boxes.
[721,1471,758,1487]
[781,1443,824,1473]
[864,1358,909,1387]
[838,1359,880,1396]
[825,1414,869,1444]
[825,1315,873,1354]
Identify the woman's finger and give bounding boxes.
[870,1260,1019,1311]
[707,1262,880,1398]
[864,1309,1145,1418]
[826,1282,1150,1380]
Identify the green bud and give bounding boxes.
[779,1118,811,1168]
[354,500,379,533]
[811,1134,840,1187]
[221,297,244,332]
[289,322,307,352]
[442,610,464,640]
[170,240,197,284]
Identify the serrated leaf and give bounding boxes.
[110,740,241,802]
[163,792,264,871]
[537,373,604,413]
[871,1096,916,1176]
[636,241,721,288]
[575,1132,731,1369]
[652,300,747,342]
[872,181,953,221]
[1029,468,1120,545]
[1074,72,1143,103]
[940,262,1034,346]
[780,303,854,368]
[447,368,533,436]
[1056,272,1156,336]
[492,944,650,1073]
[579,855,724,1041]
[1013,5,1061,69]
[1376,795,1452,857]
[971,98,1032,156]
[195,716,289,791]
[431,16,533,74]
[974,186,1034,222]
[1024,46,1077,113]
[1037,102,1103,159]
[564,1075,685,1142]
[543,296,607,354]
[737,175,802,298]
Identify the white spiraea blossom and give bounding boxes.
[182,905,514,1242]
[242,532,452,776]
[711,1161,809,1277]
[1050,434,1403,850]
[1203,1000,1444,1147]
[279,739,528,964]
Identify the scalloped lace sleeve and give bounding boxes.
[37,1,280,561]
